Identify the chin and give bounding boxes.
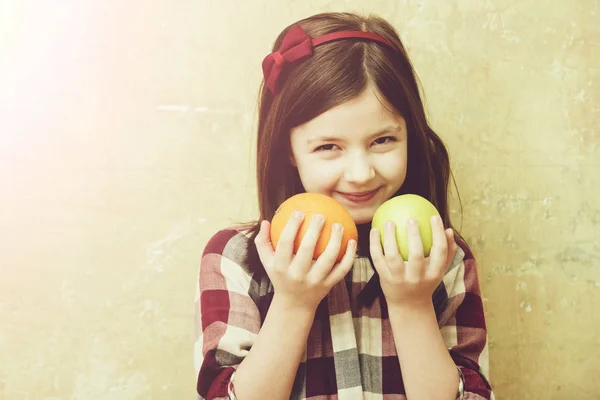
[350,212,374,225]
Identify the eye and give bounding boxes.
[314,144,338,152]
[373,136,397,145]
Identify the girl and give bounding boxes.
[195,12,494,400]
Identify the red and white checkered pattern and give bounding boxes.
[195,227,494,399]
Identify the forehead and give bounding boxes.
[290,87,404,140]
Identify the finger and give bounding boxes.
[293,214,325,274]
[324,238,357,288]
[427,215,448,275]
[254,220,275,270]
[383,221,403,268]
[274,211,304,270]
[310,222,343,281]
[406,218,425,279]
[369,227,390,279]
[382,221,397,255]
[444,228,458,270]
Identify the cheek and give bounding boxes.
[296,159,340,190]
[376,152,407,178]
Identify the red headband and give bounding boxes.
[262,25,395,95]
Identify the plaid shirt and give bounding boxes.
[195,226,494,399]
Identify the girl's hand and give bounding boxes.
[254,211,357,312]
[369,215,458,308]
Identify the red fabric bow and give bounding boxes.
[262,25,395,95]
[262,25,314,95]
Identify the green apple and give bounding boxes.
[372,194,441,261]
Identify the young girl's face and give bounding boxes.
[289,85,408,224]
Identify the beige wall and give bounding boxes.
[1,1,598,399]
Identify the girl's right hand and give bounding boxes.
[254,211,357,312]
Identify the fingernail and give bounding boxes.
[294,211,304,219]
[348,239,356,249]
[386,221,394,230]
[315,214,324,223]
[408,218,417,225]
[333,223,342,231]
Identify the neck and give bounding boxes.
[356,222,373,257]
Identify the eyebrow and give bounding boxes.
[306,125,404,145]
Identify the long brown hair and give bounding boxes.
[244,12,464,268]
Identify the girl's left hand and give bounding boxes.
[369,215,458,308]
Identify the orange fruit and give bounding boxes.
[270,193,358,263]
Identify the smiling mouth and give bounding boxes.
[338,187,381,203]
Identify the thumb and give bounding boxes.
[369,227,389,280]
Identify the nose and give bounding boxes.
[343,151,375,184]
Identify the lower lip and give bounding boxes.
[338,188,380,204]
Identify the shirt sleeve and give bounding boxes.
[194,229,262,400]
[438,244,494,400]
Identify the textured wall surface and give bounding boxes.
[1,1,598,399]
